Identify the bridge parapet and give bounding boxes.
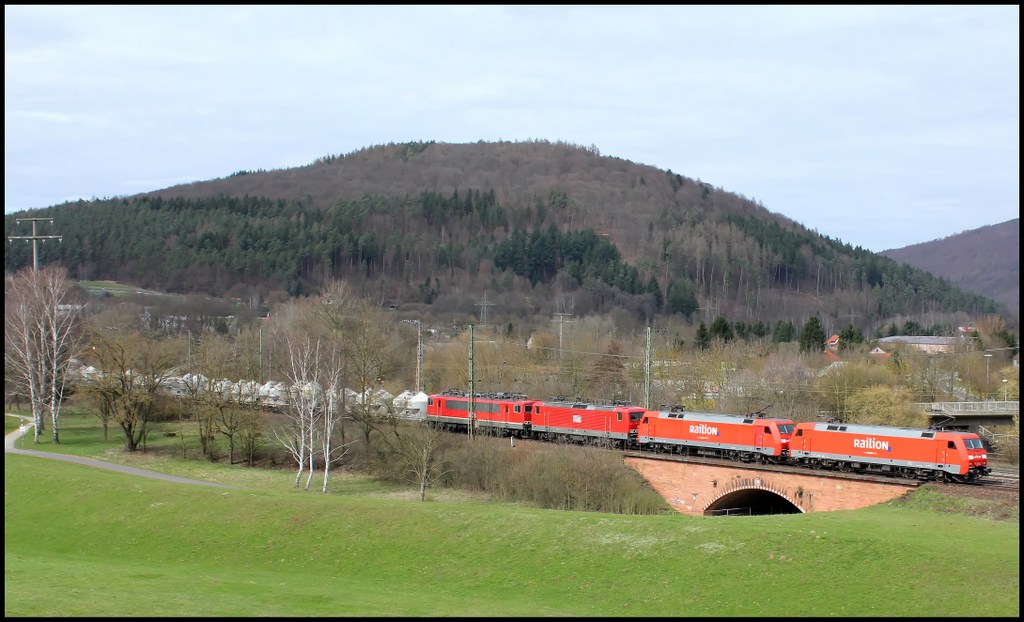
[625,457,918,516]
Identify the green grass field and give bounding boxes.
[4,410,1020,617]
[76,280,162,296]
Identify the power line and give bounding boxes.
[697,301,719,325]
[7,217,62,271]
[475,292,495,324]
[553,312,573,362]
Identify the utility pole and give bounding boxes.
[475,292,495,325]
[8,217,62,271]
[644,326,652,410]
[468,324,475,440]
[843,310,861,332]
[697,301,719,325]
[416,321,424,394]
[553,313,573,362]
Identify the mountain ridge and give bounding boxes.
[881,218,1018,320]
[5,140,1013,335]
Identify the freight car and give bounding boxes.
[637,409,794,463]
[788,421,992,483]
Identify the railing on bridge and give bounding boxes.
[708,507,753,517]
[913,401,1019,416]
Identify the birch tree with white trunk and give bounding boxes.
[313,280,400,454]
[320,346,359,493]
[271,334,326,489]
[4,266,82,444]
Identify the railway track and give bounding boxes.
[622,449,1017,488]
[469,430,1015,490]
[620,449,929,486]
[979,468,1019,491]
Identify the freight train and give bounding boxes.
[425,390,992,484]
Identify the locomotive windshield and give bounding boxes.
[964,438,984,449]
[630,410,644,422]
[777,424,794,434]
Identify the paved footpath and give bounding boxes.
[5,413,235,489]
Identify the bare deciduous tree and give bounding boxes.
[233,325,266,466]
[314,280,400,454]
[271,332,326,489]
[320,346,358,493]
[4,266,82,444]
[181,334,228,461]
[265,298,322,489]
[84,327,181,452]
[5,273,44,441]
[394,423,451,501]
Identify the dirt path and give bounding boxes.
[5,413,235,489]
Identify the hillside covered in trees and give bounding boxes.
[3,140,1008,338]
[882,219,1019,320]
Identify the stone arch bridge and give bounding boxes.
[625,456,921,516]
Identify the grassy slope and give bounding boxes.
[5,410,1020,616]
[5,453,1020,617]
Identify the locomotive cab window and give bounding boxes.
[642,417,649,424]
[764,426,772,434]
[795,429,803,437]
[616,413,622,421]
[948,441,957,449]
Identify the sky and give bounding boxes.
[4,5,1019,253]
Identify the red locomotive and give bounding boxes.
[637,409,794,463]
[425,390,536,435]
[788,421,991,482]
[426,391,644,449]
[528,398,645,448]
[425,391,993,484]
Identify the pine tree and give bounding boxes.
[799,316,826,353]
[695,323,711,351]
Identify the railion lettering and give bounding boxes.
[689,423,718,436]
[853,437,890,451]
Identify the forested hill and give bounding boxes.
[3,140,1006,336]
[881,219,1019,321]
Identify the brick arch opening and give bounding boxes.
[703,477,803,516]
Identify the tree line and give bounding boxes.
[4,185,1000,334]
[6,267,1020,507]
